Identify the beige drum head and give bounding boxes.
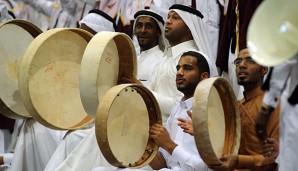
[95,84,161,168]
[80,31,137,118]
[192,77,240,166]
[0,19,42,119]
[18,28,94,130]
[247,0,298,66]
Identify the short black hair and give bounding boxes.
[181,51,210,76]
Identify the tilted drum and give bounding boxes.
[18,28,94,130]
[0,19,42,119]
[192,77,241,166]
[95,84,161,168]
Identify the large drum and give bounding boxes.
[18,28,94,130]
[0,19,42,119]
[80,31,137,118]
[95,84,161,168]
[192,77,241,166]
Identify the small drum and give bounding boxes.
[0,19,42,119]
[18,28,94,130]
[192,77,240,166]
[80,31,137,118]
[95,84,161,168]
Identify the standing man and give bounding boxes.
[133,9,167,87]
[149,4,218,124]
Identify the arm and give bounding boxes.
[149,151,167,170]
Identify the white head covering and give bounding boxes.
[133,9,169,51]
[79,9,116,33]
[169,4,218,77]
[0,0,13,23]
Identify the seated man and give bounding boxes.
[179,48,279,171]
[93,50,215,171]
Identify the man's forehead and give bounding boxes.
[238,48,251,58]
[137,16,156,23]
[168,10,180,16]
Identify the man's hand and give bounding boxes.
[255,105,274,141]
[177,110,193,135]
[149,123,177,154]
[262,138,279,159]
[209,155,238,171]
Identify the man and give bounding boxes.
[43,9,117,171]
[149,51,212,170]
[93,50,214,171]
[133,9,166,87]
[179,48,279,171]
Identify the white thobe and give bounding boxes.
[44,123,94,171]
[138,45,163,87]
[261,55,298,171]
[158,97,212,171]
[149,40,198,125]
[10,119,66,171]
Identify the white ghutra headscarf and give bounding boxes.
[168,4,218,77]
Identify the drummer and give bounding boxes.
[93,51,214,171]
[179,48,280,171]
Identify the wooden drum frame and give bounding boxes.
[95,84,161,168]
[192,77,241,166]
[0,19,42,119]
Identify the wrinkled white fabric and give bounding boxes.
[54,127,112,171]
[44,125,94,171]
[158,97,212,171]
[261,54,298,171]
[137,45,163,87]
[0,0,13,23]
[171,8,218,77]
[79,12,115,33]
[10,119,66,171]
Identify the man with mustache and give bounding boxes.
[133,9,166,87]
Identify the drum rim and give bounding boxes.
[0,19,42,119]
[95,84,161,168]
[192,77,241,166]
[80,31,138,118]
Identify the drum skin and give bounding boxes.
[0,19,42,119]
[80,31,137,118]
[95,84,162,168]
[18,28,94,130]
[192,77,241,166]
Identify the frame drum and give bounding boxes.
[95,84,161,168]
[18,28,94,130]
[192,77,240,166]
[0,20,42,119]
[80,31,137,118]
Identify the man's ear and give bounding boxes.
[261,66,268,76]
[200,72,209,80]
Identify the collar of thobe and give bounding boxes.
[139,45,161,57]
[179,97,194,111]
